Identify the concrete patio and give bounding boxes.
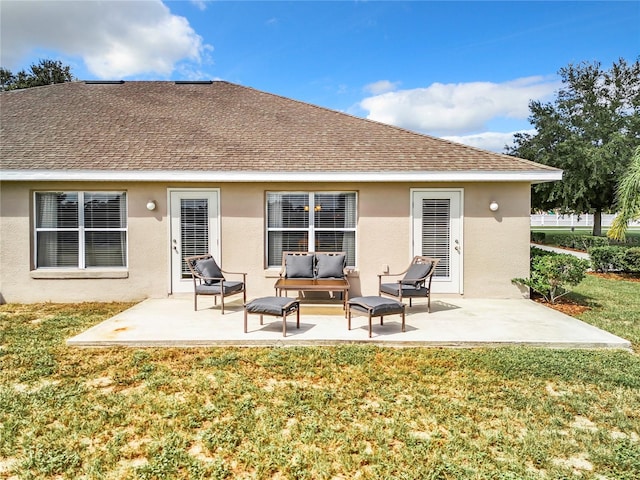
[67,295,632,350]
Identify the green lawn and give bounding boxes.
[1,276,639,479]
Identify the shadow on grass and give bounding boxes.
[565,290,601,308]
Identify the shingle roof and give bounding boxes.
[0,81,559,180]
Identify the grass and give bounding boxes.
[1,276,639,479]
[569,274,640,348]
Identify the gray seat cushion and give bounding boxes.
[316,254,346,278]
[380,283,428,297]
[285,254,315,278]
[195,281,244,295]
[348,296,405,316]
[245,297,299,316]
[194,257,224,285]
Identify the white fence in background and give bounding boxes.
[531,213,640,228]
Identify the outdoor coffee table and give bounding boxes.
[274,278,350,315]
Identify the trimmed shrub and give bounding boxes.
[589,246,627,272]
[622,247,640,273]
[512,248,590,304]
[546,234,609,250]
[531,231,546,243]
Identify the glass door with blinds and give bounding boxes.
[412,189,463,294]
[169,190,220,293]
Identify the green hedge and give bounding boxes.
[548,234,609,250]
[531,231,640,248]
[530,231,546,243]
[589,246,640,273]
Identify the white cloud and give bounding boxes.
[363,80,400,95]
[360,77,560,136]
[442,129,536,153]
[190,0,208,11]
[0,0,209,79]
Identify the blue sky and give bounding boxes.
[1,1,638,152]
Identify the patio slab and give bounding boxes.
[66,295,632,350]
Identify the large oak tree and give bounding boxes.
[507,58,640,236]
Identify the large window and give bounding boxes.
[266,192,356,267]
[35,192,127,268]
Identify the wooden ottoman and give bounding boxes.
[244,297,300,337]
[348,296,406,338]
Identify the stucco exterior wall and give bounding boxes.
[0,181,169,303]
[0,180,531,303]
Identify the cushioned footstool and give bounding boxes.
[348,296,405,338]
[244,297,300,337]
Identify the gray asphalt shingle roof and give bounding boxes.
[1,80,559,177]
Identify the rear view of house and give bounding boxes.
[0,81,561,303]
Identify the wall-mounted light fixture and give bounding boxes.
[146,200,157,211]
[489,201,499,212]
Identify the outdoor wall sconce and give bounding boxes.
[489,201,499,212]
[146,200,157,211]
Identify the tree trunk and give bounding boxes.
[592,210,602,237]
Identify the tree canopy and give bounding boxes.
[507,58,640,236]
[1,59,74,91]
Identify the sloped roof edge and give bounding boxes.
[1,81,563,175]
[0,169,563,183]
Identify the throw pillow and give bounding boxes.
[285,254,315,278]
[316,254,346,278]
[194,257,224,285]
[401,262,432,286]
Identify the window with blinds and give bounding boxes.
[266,192,356,267]
[180,199,210,277]
[35,192,127,269]
[421,199,450,278]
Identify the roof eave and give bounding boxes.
[0,169,563,183]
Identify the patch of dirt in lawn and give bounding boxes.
[588,272,640,282]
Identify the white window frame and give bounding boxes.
[265,191,357,268]
[33,191,128,269]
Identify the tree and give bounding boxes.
[608,146,640,241]
[0,59,74,91]
[507,58,640,236]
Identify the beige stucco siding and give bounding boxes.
[0,181,531,303]
[462,182,531,297]
[0,182,169,303]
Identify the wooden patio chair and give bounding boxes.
[185,254,247,314]
[378,256,440,312]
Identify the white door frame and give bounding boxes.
[168,188,220,294]
[411,188,463,294]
